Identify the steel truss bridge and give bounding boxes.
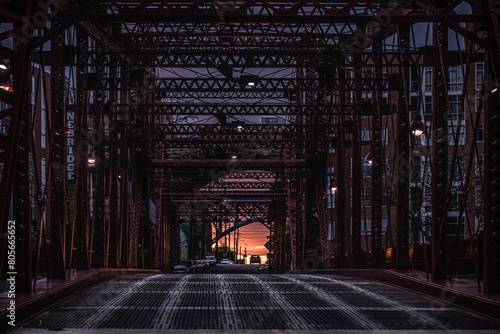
[0,0,499,294]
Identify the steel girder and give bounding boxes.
[163,181,280,190]
[482,0,500,293]
[2,0,500,281]
[152,158,306,168]
[370,34,384,268]
[106,103,375,116]
[431,20,449,279]
[351,53,363,269]
[70,50,435,69]
[162,191,287,198]
[0,0,35,292]
[394,24,410,271]
[127,124,330,135]
[49,26,68,278]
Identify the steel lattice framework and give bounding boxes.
[1,0,500,293]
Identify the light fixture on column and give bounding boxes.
[239,75,259,88]
[410,114,426,136]
[364,150,372,165]
[88,148,96,166]
[330,177,338,192]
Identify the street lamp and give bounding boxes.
[410,114,426,136]
[330,177,338,192]
[0,60,8,70]
[87,153,96,165]
[364,150,372,165]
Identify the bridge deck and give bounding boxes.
[3,268,500,333]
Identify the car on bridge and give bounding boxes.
[220,258,232,264]
[173,264,191,274]
[197,259,209,270]
[182,260,198,272]
[205,255,216,266]
[250,255,261,265]
[257,264,269,273]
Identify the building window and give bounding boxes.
[327,192,335,209]
[362,158,371,177]
[31,181,36,218]
[476,61,484,90]
[41,107,46,148]
[475,216,484,233]
[476,155,484,175]
[448,66,464,91]
[382,127,388,144]
[410,66,420,91]
[424,95,433,121]
[476,124,484,142]
[475,184,483,207]
[361,128,371,142]
[410,96,419,112]
[41,158,46,188]
[475,94,484,112]
[0,119,7,136]
[361,218,371,235]
[410,156,422,183]
[424,67,433,92]
[410,187,420,212]
[448,127,465,146]
[446,216,464,239]
[424,216,432,239]
[327,221,334,240]
[362,187,371,207]
[449,155,466,182]
[449,95,464,121]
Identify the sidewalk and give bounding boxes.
[292,268,500,321]
[0,269,162,332]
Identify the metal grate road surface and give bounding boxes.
[15,274,500,331]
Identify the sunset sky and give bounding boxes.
[213,221,270,264]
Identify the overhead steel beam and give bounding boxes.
[152,158,307,168]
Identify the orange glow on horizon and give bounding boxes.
[213,221,270,264]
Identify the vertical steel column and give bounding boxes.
[315,177,330,269]
[431,20,449,279]
[49,31,68,278]
[286,175,298,270]
[483,48,500,292]
[0,0,34,290]
[92,54,106,268]
[129,156,143,268]
[335,67,347,268]
[395,24,411,270]
[107,114,119,267]
[11,60,31,291]
[119,130,129,267]
[352,54,363,268]
[371,34,384,268]
[73,27,90,270]
[10,44,32,291]
[277,197,287,272]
